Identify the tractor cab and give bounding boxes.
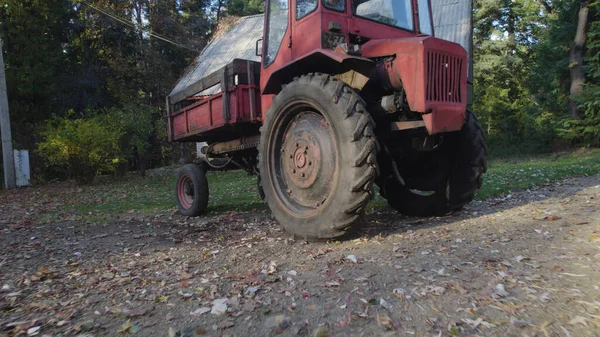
[263,0,433,65]
[260,0,468,134]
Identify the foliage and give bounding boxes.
[226,0,265,16]
[0,0,217,177]
[560,4,600,146]
[106,104,157,176]
[37,114,123,184]
[473,0,554,155]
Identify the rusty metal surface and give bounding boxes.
[207,135,261,155]
[390,120,426,131]
[280,110,335,211]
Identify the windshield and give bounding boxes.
[353,0,413,31]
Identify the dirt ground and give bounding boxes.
[1,175,599,337]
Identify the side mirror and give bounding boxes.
[255,38,263,57]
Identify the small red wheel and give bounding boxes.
[175,164,209,216]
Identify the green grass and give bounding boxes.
[67,149,600,216]
[71,170,265,215]
[476,149,600,199]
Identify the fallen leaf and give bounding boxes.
[494,284,509,297]
[218,320,235,329]
[515,255,530,262]
[27,326,41,336]
[118,319,132,334]
[313,326,329,337]
[211,298,228,315]
[568,316,588,327]
[393,288,407,299]
[325,281,340,287]
[129,325,142,334]
[376,314,394,330]
[190,307,211,316]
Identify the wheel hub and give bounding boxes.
[177,175,194,209]
[294,149,306,168]
[277,111,336,211]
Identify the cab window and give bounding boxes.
[353,0,414,31]
[418,0,433,35]
[297,0,318,19]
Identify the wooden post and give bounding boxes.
[0,38,16,190]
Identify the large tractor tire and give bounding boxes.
[175,164,209,216]
[385,110,487,216]
[259,73,378,240]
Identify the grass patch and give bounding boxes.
[66,149,600,216]
[477,149,600,199]
[71,170,264,215]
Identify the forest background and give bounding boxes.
[0,0,598,185]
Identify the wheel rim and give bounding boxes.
[267,103,337,217]
[177,175,194,209]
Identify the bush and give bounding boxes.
[106,104,156,177]
[37,115,123,184]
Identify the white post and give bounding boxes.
[0,38,16,189]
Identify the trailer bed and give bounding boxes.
[167,59,261,143]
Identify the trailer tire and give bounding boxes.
[259,74,378,240]
[384,110,487,216]
[175,164,209,216]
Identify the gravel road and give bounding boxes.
[1,175,599,337]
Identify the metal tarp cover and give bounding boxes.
[169,14,264,98]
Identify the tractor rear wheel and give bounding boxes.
[385,110,487,216]
[259,74,378,240]
[175,164,209,216]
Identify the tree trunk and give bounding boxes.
[569,0,590,119]
[216,0,224,25]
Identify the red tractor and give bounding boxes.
[167,0,487,240]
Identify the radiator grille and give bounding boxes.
[426,50,462,103]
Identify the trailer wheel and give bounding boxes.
[384,110,487,216]
[259,74,378,240]
[175,164,209,216]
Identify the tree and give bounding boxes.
[472,0,551,154]
[569,0,590,119]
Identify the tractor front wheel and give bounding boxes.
[259,74,378,240]
[175,164,209,216]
